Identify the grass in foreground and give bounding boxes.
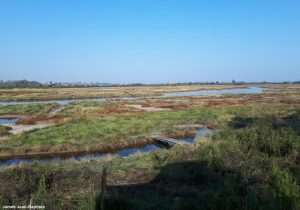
[0,119,299,210]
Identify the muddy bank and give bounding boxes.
[4,122,53,135]
[126,104,171,112]
[0,114,56,134]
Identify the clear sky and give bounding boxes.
[0,0,299,83]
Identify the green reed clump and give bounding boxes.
[235,121,299,157]
[0,125,11,136]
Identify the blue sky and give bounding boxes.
[0,0,299,83]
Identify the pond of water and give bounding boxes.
[162,86,262,97]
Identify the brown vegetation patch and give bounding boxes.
[103,106,132,114]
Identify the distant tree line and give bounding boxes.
[0,80,43,88]
[0,79,299,88]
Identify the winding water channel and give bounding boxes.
[0,127,213,167]
[0,86,262,105]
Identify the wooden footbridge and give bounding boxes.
[150,135,189,147]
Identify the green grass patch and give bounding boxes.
[1,104,299,154]
[0,103,57,115]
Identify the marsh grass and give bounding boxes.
[0,107,223,154]
[0,103,57,115]
[1,103,299,155]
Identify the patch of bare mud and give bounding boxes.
[2,122,54,134]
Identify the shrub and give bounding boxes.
[236,121,298,157]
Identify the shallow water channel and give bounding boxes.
[0,127,213,167]
[0,86,262,105]
[0,118,18,125]
[162,86,262,97]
